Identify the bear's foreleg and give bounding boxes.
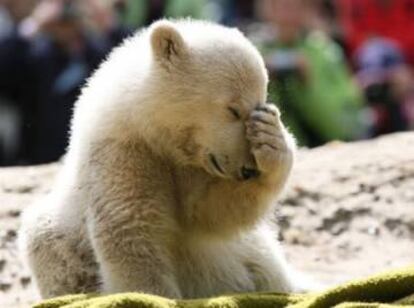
[89,216,182,297]
[241,227,300,292]
[85,141,182,298]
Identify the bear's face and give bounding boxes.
[148,21,268,180]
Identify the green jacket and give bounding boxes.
[261,32,366,146]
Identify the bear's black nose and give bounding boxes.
[241,166,260,180]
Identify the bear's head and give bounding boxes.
[144,20,269,181]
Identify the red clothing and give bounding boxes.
[337,0,414,64]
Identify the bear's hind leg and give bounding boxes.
[19,207,99,298]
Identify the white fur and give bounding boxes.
[19,19,302,299]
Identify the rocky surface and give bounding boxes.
[1,133,413,307]
[280,132,414,286]
[0,164,59,307]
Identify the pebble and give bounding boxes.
[0,259,5,272]
[20,276,31,287]
[7,210,21,218]
[0,279,12,292]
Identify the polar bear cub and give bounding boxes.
[19,19,300,299]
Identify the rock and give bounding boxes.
[20,276,31,288]
[0,259,6,272]
[0,279,12,291]
[7,210,20,218]
[0,133,414,306]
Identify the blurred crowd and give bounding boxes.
[0,0,413,166]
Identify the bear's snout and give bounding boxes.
[240,166,260,180]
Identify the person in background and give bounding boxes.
[0,0,36,39]
[255,0,368,146]
[337,0,414,132]
[116,0,207,29]
[337,0,414,65]
[0,0,37,165]
[215,0,256,28]
[0,0,121,165]
[355,38,414,135]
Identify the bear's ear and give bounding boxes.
[150,21,187,65]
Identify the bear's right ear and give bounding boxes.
[150,21,187,66]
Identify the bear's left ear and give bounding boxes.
[150,20,187,65]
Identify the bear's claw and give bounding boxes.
[246,104,292,174]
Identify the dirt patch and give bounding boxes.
[280,133,414,285]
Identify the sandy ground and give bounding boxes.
[1,132,413,307]
[280,132,414,286]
